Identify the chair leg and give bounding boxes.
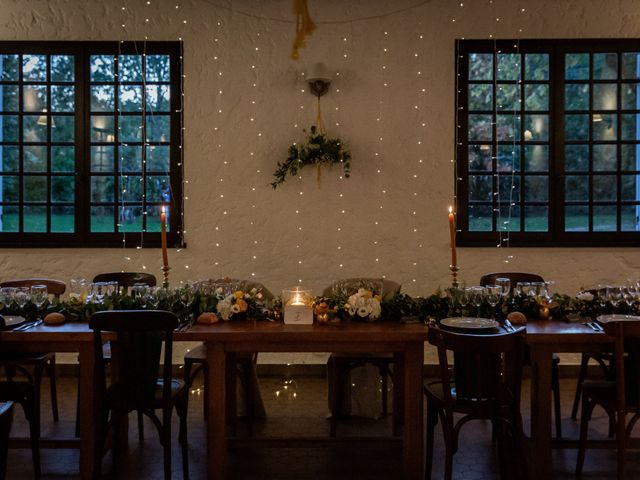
[576,397,595,477]
[176,399,189,480]
[443,415,454,480]
[552,358,562,437]
[47,355,59,422]
[137,411,145,443]
[329,361,348,437]
[162,409,172,480]
[425,404,439,480]
[19,394,41,479]
[75,364,81,438]
[571,353,590,420]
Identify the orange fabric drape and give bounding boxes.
[291,0,316,60]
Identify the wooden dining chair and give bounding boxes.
[425,325,527,480]
[0,279,65,429]
[576,319,640,480]
[480,271,563,438]
[325,278,402,436]
[90,310,189,480]
[0,402,12,480]
[0,382,39,478]
[183,278,267,434]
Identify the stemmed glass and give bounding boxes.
[30,285,48,318]
[515,282,531,298]
[495,278,511,298]
[91,282,107,304]
[458,287,471,313]
[606,285,622,313]
[621,285,635,315]
[145,287,160,309]
[470,286,485,317]
[485,285,501,319]
[14,287,31,315]
[0,287,16,311]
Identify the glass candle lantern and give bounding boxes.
[283,286,314,324]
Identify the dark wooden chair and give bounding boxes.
[425,325,527,480]
[0,383,39,478]
[183,278,267,434]
[480,271,562,438]
[0,402,12,480]
[0,279,65,432]
[90,310,188,480]
[576,319,640,479]
[325,278,401,436]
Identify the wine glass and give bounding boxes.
[606,285,622,312]
[30,285,48,317]
[69,278,87,301]
[495,278,511,298]
[470,286,485,317]
[0,287,15,311]
[485,285,501,319]
[621,285,635,315]
[178,283,195,308]
[145,287,160,309]
[515,282,531,298]
[14,287,30,313]
[92,282,107,304]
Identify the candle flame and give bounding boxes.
[161,205,166,214]
[448,205,453,214]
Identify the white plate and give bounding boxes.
[440,317,500,331]
[0,315,26,329]
[597,314,640,324]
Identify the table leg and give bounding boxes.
[206,342,226,479]
[530,344,553,478]
[402,343,424,480]
[77,344,97,480]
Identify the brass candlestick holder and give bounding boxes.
[162,265,171,289]
[450,265,460,289]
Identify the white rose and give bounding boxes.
[577,292,594,301]
[357,306,370,317]
[369,299,382,319]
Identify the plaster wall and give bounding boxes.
[1,0,639,364]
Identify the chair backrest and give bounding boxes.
[428,326,526,412]
[92,272,157,293]
[322,278,401,302]
[0,278,66,299]
[90,310,177,413]
[480,272,544,287]
[602,320,640,412]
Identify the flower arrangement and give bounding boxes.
[345,288,382,320]
[214,287,265,321]
[271,125,351,188]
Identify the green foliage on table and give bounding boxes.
[271,126,351,189]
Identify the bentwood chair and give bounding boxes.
[183,278,268,434]
[90,310,189,480]
[576,319,640,480]
[0,383,39,478]
[325,278,402,436]
[0,279,65,428]
[480,271,563,438]
[425,325,527,480]
[0,402,12,480]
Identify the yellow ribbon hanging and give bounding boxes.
[315,96,325,188]
[291,0,316,60]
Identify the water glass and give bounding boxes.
[470,286,485,315]
[30,285,48,309]
[14,287,30,309]
[515,282,531,297]
[0,287,16,309]
[70,278,88,300]
[485,285,501,319]
[606,285,622,310]
[495,278,511,298]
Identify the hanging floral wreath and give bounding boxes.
[271,125,351,189]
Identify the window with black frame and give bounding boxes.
[0,41,183,247]
[456,39,640,247]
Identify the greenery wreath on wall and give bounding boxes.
[271,125,351,189]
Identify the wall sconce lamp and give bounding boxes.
[307,62,331,97]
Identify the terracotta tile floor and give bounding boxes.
[5,373,639,479]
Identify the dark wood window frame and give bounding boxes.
[457,38,640,247]
[0,41,183,248]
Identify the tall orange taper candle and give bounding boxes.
[448,205,457,267]
[160,206,169,268]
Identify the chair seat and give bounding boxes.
[155,379,186,402]
[424,381,516,417]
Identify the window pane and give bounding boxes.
[0,205,18,232]
[90,146,114,172]
[23,176,46,202]
[50,55,74,82]
[593,205,616,231]
[2,115,18,141]
[1,86,19,112]
[525,84,548,111]
[23,85,47,112]
[23,145,46,172]
[497,145,520,171]
[621,144,640,171]
[469,53,493,80]
[146,85,170,111]
[146,116,170,142]
[469,175,492,201]
[51,176,74,202]
[566,175,589,201]
[146,145,170,172]
[496,114,520,141]
[621,113,640,140]
[468,84,492,111]
[468,205,492,231]
[497,54,520,81]
[524,145,548,171]
[593,84,618,110]
[565,53,589,80]
[0,146,19,172]
[621,84,639,110]
[23,205,46,232]
[621,174,638,201]
[468,114,493,141]
[593,144,617,171]
[621,205,639,231]
[498,205,520,231]
[0,55,19,81]
[622,53,640,80]
[51,85,74,112]
[565,84,589,110]
[496,84,519,110]
[119,85,142,112]
[593,175,617,201]
[120,145,141,172]
[120,175,143,202]
[525,176,548,202]
[118,55,142,82]
[1,176,18,202]
[593,113,616,141]
[525,53,549,80]
[524,206,548,232]
[469,144,492,171]
[565,114,589,140]
[51,116,74,142]
[499,176,520,202]
[146,55,170,81]
[147,207,162,232]
[120,115,143,142]
[22,54,47,82]
[91,176,114,202]
[593,53,618,80]
[52,146,75,172]
[90,55,114,82]
[90,115,114,141]
[565,205,589,231]
[524,114,548,141]
[118,205,143,231]
[91,86,114,112]
[146,175,170,202]
[23,115,47,142]
[51,206,74,232]
[91,206,114,232]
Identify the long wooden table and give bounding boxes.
[525,320,610,479]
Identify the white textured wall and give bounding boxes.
[2,0,640,364]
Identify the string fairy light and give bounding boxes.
[211,16,224,270]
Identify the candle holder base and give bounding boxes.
[161,265,171,289]
[449,265,460,289]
